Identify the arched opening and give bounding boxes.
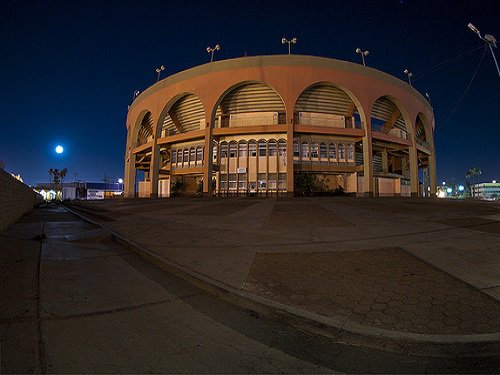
[213,82,286,128]
[295,83,362,129]
[415,113,429,147]
[160,93,205,137]
[370,96,408,139]
[136,112,154,147]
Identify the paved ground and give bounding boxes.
[69,197,500,335]
[2,198,500,372]
[0,204,334,373]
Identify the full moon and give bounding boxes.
[55,145,64,154]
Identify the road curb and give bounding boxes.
[63,204,500,358]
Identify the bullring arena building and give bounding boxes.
[124,55,436,198]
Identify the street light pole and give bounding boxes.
[206,44,220,62]
[282,37,297,55]
[155,65,165,82]
[355,48,369,66]
[468,23,500,78]
[403,69,413,86]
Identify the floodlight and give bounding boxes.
[468,23,480,34]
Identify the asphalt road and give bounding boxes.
[1,204,497,373]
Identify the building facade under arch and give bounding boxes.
[124,55,436,198]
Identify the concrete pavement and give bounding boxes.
[66,197,500,357]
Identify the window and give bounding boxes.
[229,142,237,158]
[183,149,189,165]
[268,141,277,156]
[301,142,310,160]
[338,143,345,160]
[220,142,228,158]
[293,141,300,159]
[320,143,327,160]
[238,142,247,157]
[268,173,277,190]
[212,143,218,162]
[279,140,287,165]
[189,148,195,163]
[258,141,267,157]
[328,143,336,162]
[172,150,177,163]
[219,174,227,190]
[228,173,237,190]
[278,173,287,189]
[177,150,183,165]
[310,143,319,159]
[347,144,354,161]
[238,173,247,190]
[249,141,257,157]
[196,147,203,164]
[258,173,266,190]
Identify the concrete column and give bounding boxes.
[409,146,419,197]
[429,152,437,197]
[124,148,136,198]
[422,168,428,197]
[381,149,388,174]
[202,124,213,196]
[149,144,160,198]
[286,118,294,196]
[362,119,374,197]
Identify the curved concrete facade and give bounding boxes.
[124,55,436,198]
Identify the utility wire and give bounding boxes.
[413,45,484,82]
[437,46,487,131]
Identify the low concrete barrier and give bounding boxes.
[0,169,42,232]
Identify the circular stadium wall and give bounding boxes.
[124,55,436,198]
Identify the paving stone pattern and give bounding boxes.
[243,248,500,335]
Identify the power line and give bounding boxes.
[436,46,488,131]
[413,45,484,82]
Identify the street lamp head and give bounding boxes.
[215,44,220,50]
[206,46,211,52]
[291,37,297,44]
[404,69,409,74]
[363,50,369,56]
[355,48,361,53]
[468,22,480,35]
[281,37,286,44]
[484,34,497,47]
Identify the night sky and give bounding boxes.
[1,0,498,186]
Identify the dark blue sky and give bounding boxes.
[1,0,498,185]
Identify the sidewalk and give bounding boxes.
[67,197,500,356]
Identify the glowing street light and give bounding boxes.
[155,65,165,82]
[403,69,413,86]
[206,44,220,62]
[282,37,297,55]
[132,90,140,101]
[355,48,369,66]
[55,145,64,154]
[468,23,499,78]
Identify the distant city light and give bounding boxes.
[458,185,465,192]
[118,178,123,184]
[55,145,64,154]
[493,180,497,184]
[438,190,446,198]
[446,187,453,194]
[442,181,446,185]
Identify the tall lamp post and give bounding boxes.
[155,65,165,82]
[467,23,500,78]
[403,69,413,86]
[355,48,369,66]
[281,37,297,55]
[207,44,220,62]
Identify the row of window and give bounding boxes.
[170,139,355,169]
[217,139,287,159]
[171,146,204,168]
[218,172,287,191]
[293,141,355,163]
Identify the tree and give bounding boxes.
[466,167,482,198]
